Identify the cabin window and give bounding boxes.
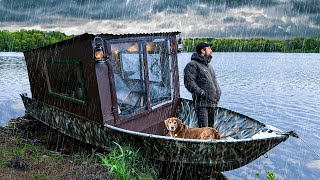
[110,42,147,115]
[146,39,172,107]
[44,59,86,104]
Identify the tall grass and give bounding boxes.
[266,170,276,180]
[255,170,276,180]
[97,142,157,180]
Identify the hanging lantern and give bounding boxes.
[95,43,104,60]
[93,36,105,62]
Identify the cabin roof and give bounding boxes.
[24,31,181,53]
[100,31,181,37]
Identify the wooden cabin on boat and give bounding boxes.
[24,32,181,135]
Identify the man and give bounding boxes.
[184,42,221,128]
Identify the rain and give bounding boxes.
[1,0,320,179]
[0,0,319,38]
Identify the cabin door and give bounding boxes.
[107,38,172,121]
[109,41,148,117]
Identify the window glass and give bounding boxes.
[146,39,172,106]
[45,59,86,103]
[110,42,147,115]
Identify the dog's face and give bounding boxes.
[164,117,182,132]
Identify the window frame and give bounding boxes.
[44,58,87,106]
[146,39,173,109]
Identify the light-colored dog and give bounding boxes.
[164,117,220,140]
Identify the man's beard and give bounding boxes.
[204,54,212,63]
[205,54,212,59]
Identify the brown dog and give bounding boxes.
[164,117,220,140]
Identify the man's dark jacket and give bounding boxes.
[184,53,221,107]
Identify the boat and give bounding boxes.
[20,32,294,171]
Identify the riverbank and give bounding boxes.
[0,116,110,179]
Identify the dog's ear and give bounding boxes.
[164,119,169,129]
[175,118,183,130]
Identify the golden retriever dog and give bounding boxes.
[164,117,220,140]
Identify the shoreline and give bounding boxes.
[0,116,111,179]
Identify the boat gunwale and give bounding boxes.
[104,120,289,144]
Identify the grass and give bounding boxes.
[0,118,110,179]
[97,142,157,180]
[266,170,276,180]
[0,121,157,180]
[255,170,276,180]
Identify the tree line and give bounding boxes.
[1,30,319,53]
[0,30,72,52]
[183,36,320,53]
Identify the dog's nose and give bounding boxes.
[171,127,174,130]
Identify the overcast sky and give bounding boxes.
[0,0,319,39]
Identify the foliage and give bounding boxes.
[254,170,276,180]
[183,36,320,53]
[0,125,109,179]
[0,136,45,165]
[97,142,156,180]
[266,170,276,180]
[0,29,73,52]
[255,172,260,179]
[1,29,319,53]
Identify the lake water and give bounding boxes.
[1,52,319,179]
[0,52,31,126]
